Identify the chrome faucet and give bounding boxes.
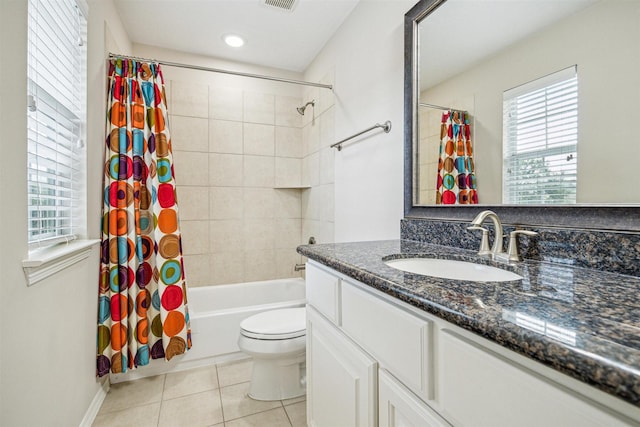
[468,210,504,258]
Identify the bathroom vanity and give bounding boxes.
[299,240,640,427]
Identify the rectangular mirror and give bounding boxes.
[409,0,640,207]
[405,0,640,231]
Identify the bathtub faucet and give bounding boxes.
[294,264,306,271]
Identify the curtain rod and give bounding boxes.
[108,53,333,90]
[419,102,467,112]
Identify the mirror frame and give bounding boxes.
[403,0,640,231]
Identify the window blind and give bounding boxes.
[27,0,87,247]
[502,66,578,205]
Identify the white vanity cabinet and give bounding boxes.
[305,260,640,427]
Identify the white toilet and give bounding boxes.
[237,307,307,401]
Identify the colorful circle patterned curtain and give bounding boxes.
[97,59,192,377]
[436,110,478,204]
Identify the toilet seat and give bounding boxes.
[240,307,306,340]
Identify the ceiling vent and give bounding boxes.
[263,0,297,12]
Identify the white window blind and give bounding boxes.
[502,66,578,205]
[27,0,87,247]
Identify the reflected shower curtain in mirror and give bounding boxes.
[436,110,478,204]
[97,58,192,377]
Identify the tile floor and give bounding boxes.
[92,359,306,427]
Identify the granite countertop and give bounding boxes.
[297,239,640,407]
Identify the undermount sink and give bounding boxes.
[385,257,522,282]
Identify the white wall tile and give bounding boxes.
[173,151,208,186]
[244,188,275,219]
[171,80,208,118]
[319,107,335,149]
[303,121,320,156]
[243,249,276,282]
[275,157,302,188]
[210,219,243,253]
[210,252,244,285]
[275,249,303,279]
[210,187,243,220]
[318,147,334,185]
[183,254,211,287]
[243,219,275,251]
[275,219,302,249]
[243,123,274,156]
[209,153,243,187]
[304,151,320,187]
[177,186,209,220]
[180,220,210,255]
[275,189,302,219]
[209,119,243,154]
[318,184,334,222]
[275,126,302,158]
[170,115,208,152]
[243,155,274,188]
[275,95,302,127]
[210,86,243,121]
[244,92,274,125]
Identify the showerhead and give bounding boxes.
[296,100,315,115]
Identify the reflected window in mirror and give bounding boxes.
[503,66,578,205]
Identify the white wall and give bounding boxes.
[0,0,131,425]
[304,0,416,242]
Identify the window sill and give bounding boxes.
[22,239,100,286]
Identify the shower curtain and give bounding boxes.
[97,58,191,377]
[436,110,478,204]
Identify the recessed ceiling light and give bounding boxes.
[223,34,245,48]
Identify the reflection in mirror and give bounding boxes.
[413,0,640,206]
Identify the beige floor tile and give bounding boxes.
[98,375,165,414]
[281,395,306,406]
[92,402,160,427]
[163,365,219,400]
[284,401,307,427]
[217,359,253,387]
[220,382,282,421]
[158,389,224,427]
[225,407,292,427]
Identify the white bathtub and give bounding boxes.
[110,277,306,383]
[184,277,306,363]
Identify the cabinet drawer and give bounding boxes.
[439,330,631,427]
[379,369,450,427]
[341,280,433,401]
[306,262,341,325]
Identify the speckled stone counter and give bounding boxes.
[297,239,640,407]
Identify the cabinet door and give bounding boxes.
[342,280,433,401]
[438,329,631,427]
[307,306,377,427]
[379,369,451,427]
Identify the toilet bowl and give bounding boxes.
[237,307,306,401]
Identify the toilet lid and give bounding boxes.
[240,307,306,340]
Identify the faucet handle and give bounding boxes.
[504,230,538,262]
[467,226,491,257]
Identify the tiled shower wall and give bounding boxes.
[301,80,335,247]
[168,80,308,286]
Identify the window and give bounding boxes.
[27,0,87,247]
[502,66,578,205]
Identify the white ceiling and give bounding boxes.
[113,0,361,72]
[419,0,599,89]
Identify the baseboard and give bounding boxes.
[109,351,249,383]
[79,379,109,427]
